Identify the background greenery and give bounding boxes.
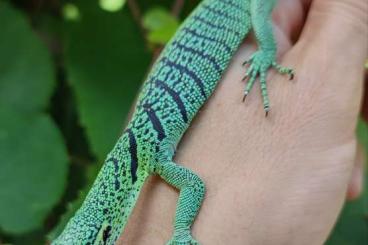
[0,0,366,244]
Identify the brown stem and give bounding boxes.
[126,0,145,36]
[171,0,185,18]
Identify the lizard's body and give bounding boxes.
[53,0,293,244]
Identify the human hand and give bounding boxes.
[119,0,367,244]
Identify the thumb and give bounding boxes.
[293,0,367,112]
[300,0,367,54]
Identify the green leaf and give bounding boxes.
[326,119,368,244]
[62,3,81,22]
[0,3,55,114]
[99,0,126,12]
[64,1,151,162]
[0,110,68,234]
[143,7,179,45]
[0,3,68,234]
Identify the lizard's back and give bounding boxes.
[129,0,251,151]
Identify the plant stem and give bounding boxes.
[171,0,185,18]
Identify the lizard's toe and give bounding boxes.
[166,230,201,245]
[241,51,294,112]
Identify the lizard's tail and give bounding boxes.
[53,133,150,245]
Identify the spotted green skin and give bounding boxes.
[53,0,293,244]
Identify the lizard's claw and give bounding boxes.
[241,50,294,113]
[242,53,256,67]
[272,61,295,81]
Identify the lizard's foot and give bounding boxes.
[166,229,200,245]
[242,50,294,115]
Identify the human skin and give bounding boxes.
[118,0,367,244]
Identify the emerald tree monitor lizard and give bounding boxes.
[53,0,294,244]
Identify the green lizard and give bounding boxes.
[53,0,293,244]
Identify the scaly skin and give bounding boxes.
[53,0,293,244]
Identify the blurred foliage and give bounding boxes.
[143,7,179,45]
[62,3,80,21]
[64,0,150,162]
[0,3,68,236]
[0,0,366,244]
[98,0,126,12]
